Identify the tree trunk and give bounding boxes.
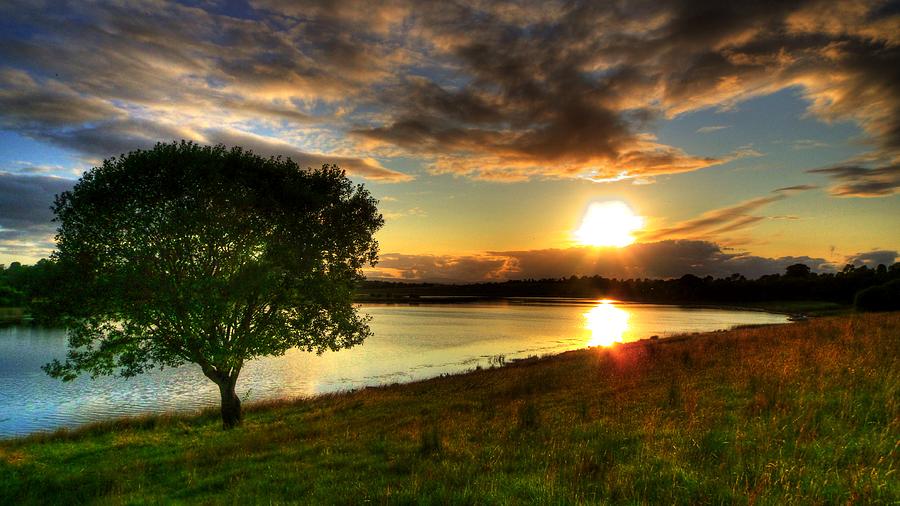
[217,378,242,429]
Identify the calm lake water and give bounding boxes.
[0,300,788,437]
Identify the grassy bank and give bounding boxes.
[736,300,852,316]
[2,314,898,504]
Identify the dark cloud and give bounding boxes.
[366,240,834,282]
[774,184,819,193]
[12,115,411,181]
[0,0,411,181]
[204,129,413,181]
[0,172,74,261]
[250,0,409,34]
[356,0,900,180]
[374,253,513,282]
[1,0,898,184]
[808,164,900,197]
[847,250,898,267]
[29,119,200,163]
[0,69,122,127]
[0,172,72,230]
[351,2,708,180]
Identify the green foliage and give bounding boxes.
[0,259,59,314]
[42,141,383,427]
[358,260,900,305]
[0,284,25,307]
[854,279,900,312]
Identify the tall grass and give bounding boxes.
[1,313,898,503]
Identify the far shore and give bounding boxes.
[0,299,848,329]
[355,295,850,316]
[0,298,850,329]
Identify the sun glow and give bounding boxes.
[584,300,630,347]
[574,201,644,247]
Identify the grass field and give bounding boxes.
[1,313,898,504]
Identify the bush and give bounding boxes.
[0,284,25,307]
[854,279,900,312]
[419,425,442,456]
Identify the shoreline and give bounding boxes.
[0,305,803,439]
[356,296,847,316]
[3,316,795,442]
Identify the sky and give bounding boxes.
[1,0,898,281]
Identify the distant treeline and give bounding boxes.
[3,259,900,316]
[0,259,57,310]
[359,262,900,311]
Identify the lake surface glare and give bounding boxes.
[0,300,788,437]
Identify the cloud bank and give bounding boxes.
[367,240,848,283]
[0,172,73,262]
[0,0,898,186]
[809,164,900,197]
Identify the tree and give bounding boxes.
[0,284,25,307]
[854,279,900,312]
[43,141,384,428]
[784,263,811,278]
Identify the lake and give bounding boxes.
[0,300,788,437]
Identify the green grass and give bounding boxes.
[2,313,898,504]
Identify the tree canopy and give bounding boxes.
[43,141,384,428]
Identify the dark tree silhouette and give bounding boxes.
[855,279,900,312]
[356,259,900,305]
[43,142,383,428]
[785,263,812,277]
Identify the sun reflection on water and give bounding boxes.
[584,300,630,347]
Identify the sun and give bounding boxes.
[574,201,644,247]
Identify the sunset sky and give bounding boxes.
[1,0,898,281]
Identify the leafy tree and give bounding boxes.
[785,263,811,278]
[854,279,900,312]
[44,142,384,428]
[0,284,25,307]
